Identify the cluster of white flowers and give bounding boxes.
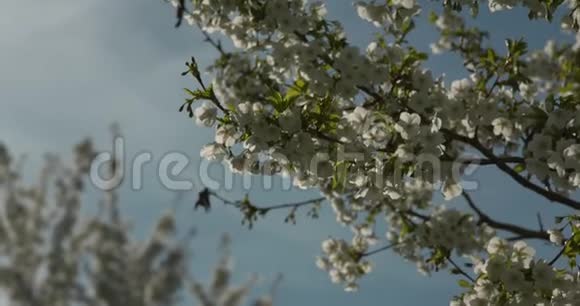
[212,55,279,108]
[525,134,580,191]
[356,0,420,29]
[356,2,390,27]
[327,197,357,225]
[415,208,495,256]
[173,0,322,48]
[382,204,495,276]
[430,9,465,54]
[488,0,543,16]
[452,238,580,305]
[316,224,376,291]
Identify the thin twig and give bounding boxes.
[485,75,500,98]
[548,244,567,266]
[166,0,229,114]
[362,242,400,257]
[307,129,347,145]
[447,256,475,283]
[210,192,326,212]
[536,212,545,232]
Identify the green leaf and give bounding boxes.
[564,241,578,269]
[513,164,526,173]
[457,279,472,288]
[506,38,528,58]
[267,91,286,112]
[400,19,415,36]
[559,83,575,95]
[285,78,308,104]
[428,11,438,24]
[183,88,199,97]
[332,161,349,191]
[486,49,497,64]
[568,256,577,270]
[426,247,449,267]
[183,56,202,82]
[183,86,214,101]
[400,219,414,236]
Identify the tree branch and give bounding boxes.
[462,191,549,241]
[444,130,580,210]
[307,129,347,145]
[443,156,525,165]
[210,192,325,213]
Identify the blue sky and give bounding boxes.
[0,1,575,305]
